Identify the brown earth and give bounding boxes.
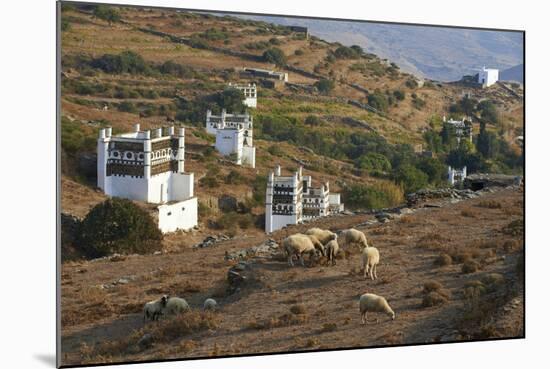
[60,187,524,366]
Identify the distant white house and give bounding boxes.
[478,67,499,87]
[97,124,198,233]
[227,82,257,108]
[205,109,255,168]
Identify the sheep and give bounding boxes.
[305,228,337,245]
[161,296,190,316]
[361,246,380,280]
[143,295,168,322]
[325,239,340,266]
[282,233,324,266]
[203,298,217,311]
[359,293,395,324]
[338,228,369,251]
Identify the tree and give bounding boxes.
[314,79,335,95]
[262,47,286,66]
[367,92,389,112]
[423,130,443,153]
[392,164,429,194]
[476,122,499,158]
[477,100,499,124]
[417,157,447,185]
[77,198,162,258]
[355,152,392,174]
[93,5,121,25]
[217,88,246,113]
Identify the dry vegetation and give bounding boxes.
[61,188,524,366]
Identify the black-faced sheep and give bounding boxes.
[143,295,168,322]
[162,296,190,316]
[282,233,324,266]
[359,293,395,324]
[361,246,380,280]
[325,239,340,266]
[305,228,337,245]
[338,228,369,251]
[203,298,217,311]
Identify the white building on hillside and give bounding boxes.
[97,124,198,233]
[265,165,343,233]
[443,116,473,143]
[478,67,499,87]
[228,82,257,108]
[205,109,255,168]
[448,166,467,186]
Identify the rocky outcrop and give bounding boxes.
[224,239,279,261]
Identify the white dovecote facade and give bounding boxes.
[265,166,344,233]
[443,116,473,143]
[205,109,255,168]
[97,124,198,233]
[265,165,303,233]
[227,82,257,108]
[448,166,467,186]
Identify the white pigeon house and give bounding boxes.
[478,67,499,87]
[265,165,343,233]
[97,124,198,233]
[227,82,257,108]
[205,109,256,168]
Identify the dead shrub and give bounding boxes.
[502,219,524,237]
[422,291,449,307]
[503,239,523,253]
[399,216,414,224]
[152,311,220,343]
[417,232,448,250]
[423,280,443,293]
[433,253,452,267]
[460,209,477,218]
[305,338,319,347]
[476,200,502,209]
[481,273,505,291]
[179,340,197,353]
[462,260,480,274]
[463,280,487,298]
[320,322,338,333]
[290,304,307,315]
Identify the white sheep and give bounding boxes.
[143,295,168,322]
[338,228,369,251]
[305,228,337,245]
[282,233,324,266]
[325,239,340,266]
[161,296,190,316]
[359,293,395,324]
[203,298,217,311]
[361,246,380,280]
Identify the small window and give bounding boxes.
[126,152,133,160]
[167,212,172,216]
[138,153,144,160]
[181,207,185,211]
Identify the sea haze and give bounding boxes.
[231,14,523,82]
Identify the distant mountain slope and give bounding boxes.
[239,15,523,82]
[500,64,524,83]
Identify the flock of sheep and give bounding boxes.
[143,226,394,326]
[283,227,395,323]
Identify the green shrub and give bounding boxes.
[343,181,404,210]
[367,93,389,112]
[93,5,121,25]
[77,198,162,258]
[262,47,287,66]
[392,164,429,194]
[393,90,405,101]
[225,170,246,184]
[314,79,335,95]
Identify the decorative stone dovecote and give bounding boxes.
[97,124,198,233]
[227,82,257,108]
[265,165,343,233]
[205,109,256,168]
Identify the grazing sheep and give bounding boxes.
[282,233,323,266]
[203,298,217,311]
[326,239,340,266]
[305,228,337,245]
[338,229,369,251]
[143,295,168,322]
[361,246,380,280]
[162,296,190,316]
[359,293,395,324]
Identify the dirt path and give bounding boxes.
[60,188,524,365]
